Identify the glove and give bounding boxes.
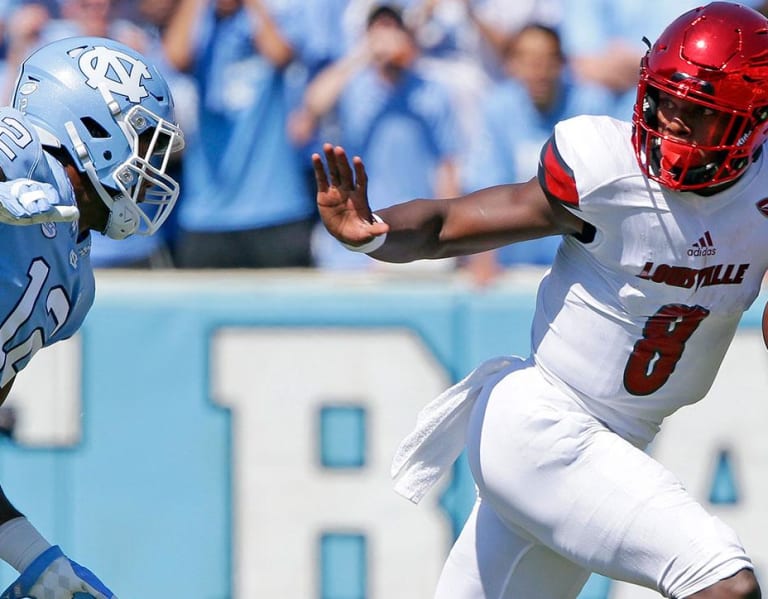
[0,545,116,599]
[0,179,79,225]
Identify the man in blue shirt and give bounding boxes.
[463,23,614,281]
[164,0,316,268]
[299,3,462,270]
[558,0,765,119]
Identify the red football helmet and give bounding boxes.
[633,2,768,191]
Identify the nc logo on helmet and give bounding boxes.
[78,46,151,104]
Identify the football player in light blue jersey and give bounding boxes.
[0,36,183,598]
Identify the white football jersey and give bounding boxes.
[532,115,768,447]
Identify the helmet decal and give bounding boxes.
[78,46,151,104]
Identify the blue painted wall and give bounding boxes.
[0,272,762,598]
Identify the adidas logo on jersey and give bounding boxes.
[688,231,716,256]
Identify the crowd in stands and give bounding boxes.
[2,0,767,281]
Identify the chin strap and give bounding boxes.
[103,194,139,239]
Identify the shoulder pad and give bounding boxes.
[0,107,47,181]
[538,134,579,207]
[549,115,638,198]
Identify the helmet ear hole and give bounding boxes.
[732,157,748,170]
[103,150,112,160]
[80,116,109,138]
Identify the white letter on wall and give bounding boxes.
[212,328,454,599]
[4,335,81,446]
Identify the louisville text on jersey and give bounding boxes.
[636,261,749,290]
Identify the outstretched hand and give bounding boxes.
[312,144,389,247]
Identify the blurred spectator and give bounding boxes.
[122,0,197,140]
[557,0,764,119]
[0,2,50,100]
[25,0,59,17]
[338,0,561,74]
[462,23,614,284]
[131,0,180,44]
[296,3,462,270]
[0,0,57,64]
[109,0,141,21]
[294,0,349,76]
[113,0,195,265]
[756,1,768,16]
[404,0,561,78]
[164,0,315,269]
[364,0,563,202]
[42,0,145,47]
[286,0,349,202]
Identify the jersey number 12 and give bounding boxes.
[0,259,71,387]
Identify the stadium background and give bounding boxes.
[0,269,765,598]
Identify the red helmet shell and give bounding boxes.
[633,2,768,190]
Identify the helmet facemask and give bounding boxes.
[11,37,185,239]
[631,2,768,192]
[633,79,757,191]
[65,102,184,240]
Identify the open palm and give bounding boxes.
[312,144,388,245]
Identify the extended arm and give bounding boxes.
[165,0,294,73]
[313,144,585,263]
[302,44,370,120]
[460,0,510,64]
[161,0,202,72]
[244,0,294,67]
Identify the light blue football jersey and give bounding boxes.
[0,107,94,388]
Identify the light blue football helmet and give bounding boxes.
[12,36,185,239]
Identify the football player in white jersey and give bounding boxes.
[314,2,767,598]
[0,37,183,598]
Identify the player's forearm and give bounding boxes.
[245,0,294,67]
[0,517,51,574]
[369,182,579,262]
[371,196,514,262]
[433,159,461,200]
[464,6,507,61]
[368,199,448,262]
[303,46,370,119]
[162,0,205,72]
[0,487,54,574]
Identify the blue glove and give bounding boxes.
[0,546,116,599]
[0,179,79,225]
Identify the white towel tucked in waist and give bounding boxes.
[391,355,521,503]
